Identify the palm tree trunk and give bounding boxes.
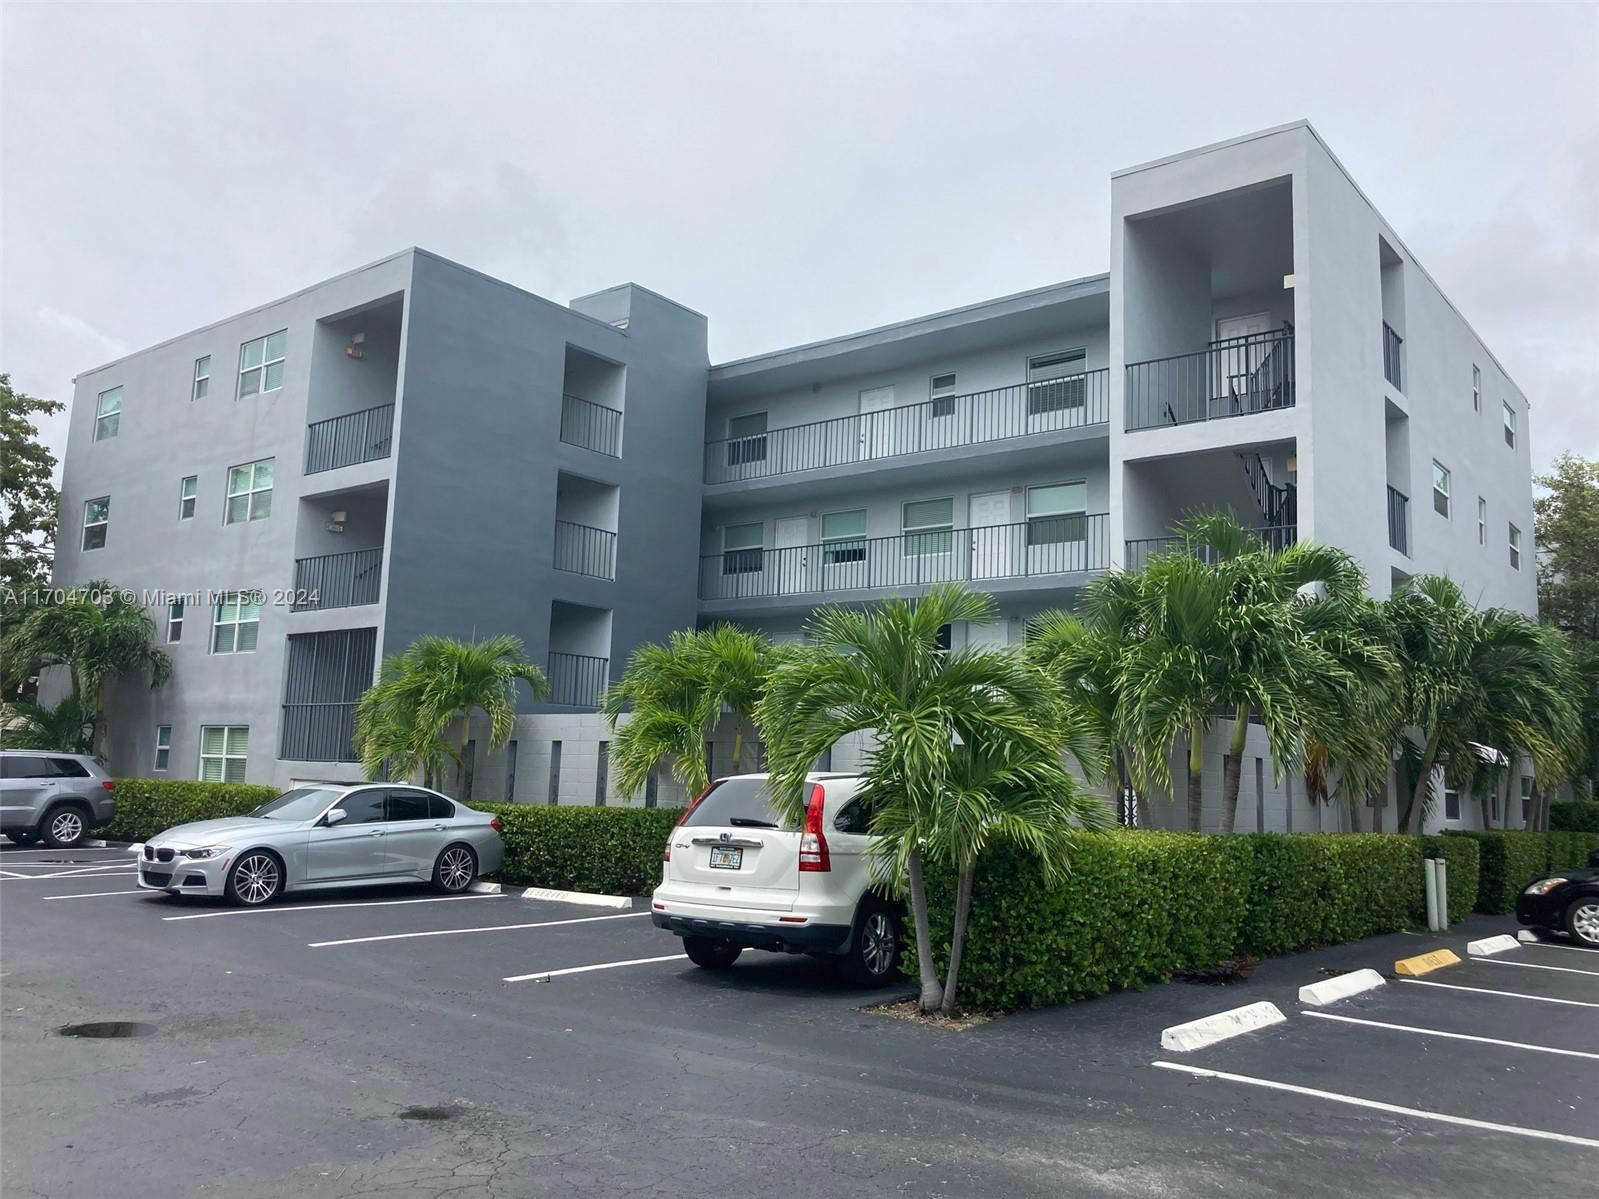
[905,845,944,1014]
[1530,781,1545,831]
[459,728,472,799]
[1186,717,1205,832]
[1403,732,1442,834]
[1479,787,1492,829]
[1501,768,1514,829]
[1219,704,1249,835]
[91,677,107,760]
[940,863,975,1016]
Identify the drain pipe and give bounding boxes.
[1424,857,1442,932]
[1434,857,1449,931]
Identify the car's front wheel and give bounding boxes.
[226,852,283,906]
[682,936,741,969]
[431,844,477,894]
[838,904,903,987]
[42,806,88,849]
[1567,897,1599,948]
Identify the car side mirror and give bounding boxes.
[324,808,349,827]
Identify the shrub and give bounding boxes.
[1550,801,1599,833]
[99,779,279,842]
[1420,834,1479,924]
[474,804,679,895]
[1446,830,1599,913]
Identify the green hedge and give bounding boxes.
[99,779,279,842]
[472,804,678,895]
[1445,830,1599,913]
[1421,834,1480,924]
[1550,802,1599,832]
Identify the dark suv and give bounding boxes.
[0,751,118,848]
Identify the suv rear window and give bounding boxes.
[50,758,91,778]
[680,778,794,830]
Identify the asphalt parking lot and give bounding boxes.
[2,840,1594,1198]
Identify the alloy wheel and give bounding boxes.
[1574,901,1599,946]
[234,854,280,905]
[439,847,474,891]
[861,911,896,976]
[49,810,84,845]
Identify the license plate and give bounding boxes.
[708,846,743,870]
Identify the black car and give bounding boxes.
[1515,848,1599,948]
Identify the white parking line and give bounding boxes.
[1399,978,1599,1008]
[0,865,138,881]
[309,910,649,948]
[1302,1011,1599,1061]
[1473,956,1599,978]
[503,953,685,983]
[162,893,504,921]
[44,889,149,900]
[1152,1061,1599,1149]
[1521,939,1598,957]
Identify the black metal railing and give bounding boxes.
[700,515,1110,601]
[279,702,358,763]
[292,547,383,611]
[1124,524,1298,572]
[1125,330,1295,431]
[553,521,617,580]
[704,370,1109,484]
[1387,486,1410,555]
[1382,322,1403,390]
[548,651,610,707]
[560,394,623,457]
[304,404,395,474]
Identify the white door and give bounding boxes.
[858,386,902,460]
[774,516,810,595]
[1214,313,1271,415]
[969,491,1013,579]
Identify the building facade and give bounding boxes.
[48,122,1538,831]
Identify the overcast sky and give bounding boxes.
[4,2,1595,481]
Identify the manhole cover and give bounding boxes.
[58,1021,157,1039]
[398,1105,465,1122]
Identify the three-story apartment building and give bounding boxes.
[48,122,1537,831]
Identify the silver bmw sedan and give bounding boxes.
[138,783,505,906]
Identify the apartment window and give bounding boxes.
[1502,401,1516,449]
[179,475,198,520]
[1477,497,1487,546]
[1491,791,1500,823]
[1471,364,1481,413]
[935,623,953,652]
[199,725,248,783]
[81,496,110,551]
[1026,349,1086,415]
[1444,787,1460,821]
[644,770,659,808]
[237,330,286,398]
[1520,776,1533,825]
[153,725,172,772]
[94,386,122,441]
[167,602,184,643]
[726,411,768,466]
[821,509,867,564]
[504,740,518,803]
[722,522,764,575]
[211,593,262,654]
[929,373,958,418]
[1026,482,1087,546]
[1431,461,1451,518]
[193,356,211,401]
[548,740,562,805]
[1509,523,1522,571]
[902,497,953,556]
[225,458,274,523]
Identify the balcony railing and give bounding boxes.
[1387,486,1410,556]
[1382,322,1403,390]
[700,515,1109,602]
[292,548,383,611]
[553,520,617,580]
[704,371,1110,485]
[1124,524,1298,572]
[1125,330,1295,431]
[560,394,623,457]
[279,702,358,763]
[305,404,395,474]
[548,651,610,707]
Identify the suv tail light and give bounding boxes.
[798,783,829,872]
[664,782,718,862]
[101,780,117,791]
[489,816,502,834]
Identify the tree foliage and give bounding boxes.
[1535,453,1599,643]
[0,373,64,596]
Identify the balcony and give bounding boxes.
[1125,330,1295,431]
[548,650,610,707]
[700,515,1110,602]
[305,404,395,475]
[560,394,623,457]
[704,371,1109,485]
[1387,486,1410,555]
[553,520,617,580]
[1124,524,1298,572]
[292,547,383,611]
[1382,322,1404,390]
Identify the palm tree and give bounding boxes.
[353,634,547,796]
[1,581,170,756]
[2,696,95,752]
[602,624,782,799]
[757,584,1106,1015]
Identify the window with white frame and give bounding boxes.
[722,522,763,575]
[199,725,248,783]
[167,602,184,643]
[237,331,286,398]
[192,356,211,401]
[821,509,867,564]
[1026,482,1087,546]
[225,459,274,523]
[153,725,172,771]
[1520,775,1533,825]
[179,475,198,520]
[94,386,122,441]
[1509,523,1522,571]
[1502,401,1516,449]
[1443,787,1460,821]
[81,496,109,551]
[1431,461,1451,518]
[929,373,958,418]
[902,497,953,556]
[1026,349,1087,415]
[726,411,768,466]
[211,594,261,654]
[1477,496,1487,546]
[1471,364,1480,413]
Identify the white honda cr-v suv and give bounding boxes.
[650,773,904,985]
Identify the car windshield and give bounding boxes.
[248,787,344,822]
[680,778,793,830]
